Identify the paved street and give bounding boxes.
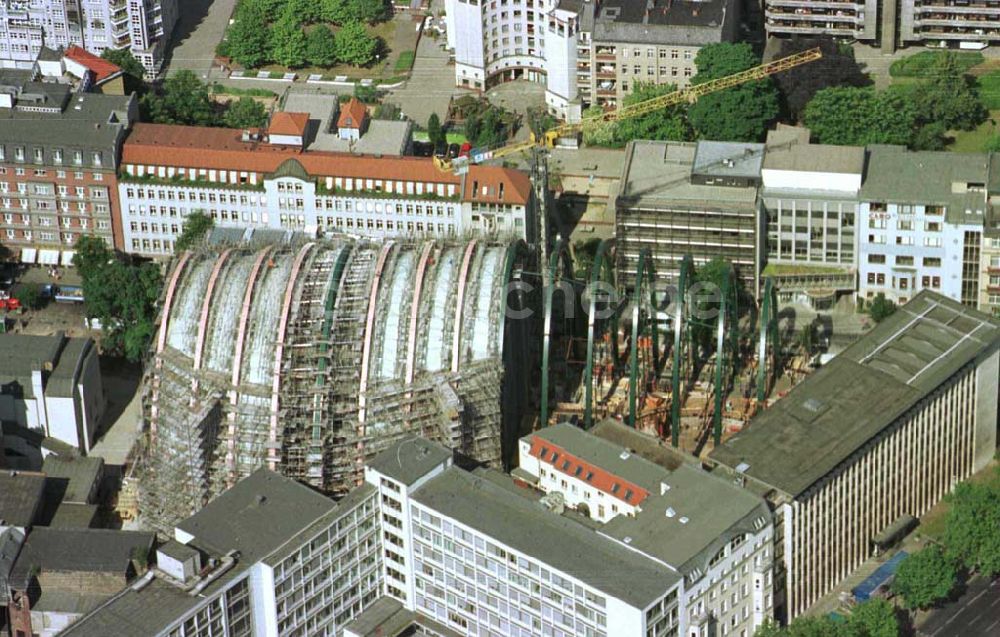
[919,577,1000,637]
[162,0,238,78]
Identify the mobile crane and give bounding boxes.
[433,47,822,174]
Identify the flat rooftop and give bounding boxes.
[763,127,865,175]
[692,141,765,179]
[366,436,452,487]
[594,0,735,45]
[618,140,758,209]
[0,91,132,150]
[412,466,679,608]
[711,291,1000,497]
[43,454,104,503]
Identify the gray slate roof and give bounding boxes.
[43,454,104,504]
[0,471,46,527]
[366,436,452,487]
[711,291,1000,497]
[412,466,679,607]
[593,0,734,46]
[10,528,153,584]
[0,91,133,159]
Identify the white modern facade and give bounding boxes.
[0,0,177,74]
[117,123,534,256]
[444,0,739,120]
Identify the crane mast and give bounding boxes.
[434,47,822,173]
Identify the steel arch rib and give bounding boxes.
[628,249,659,428]
[540,239,573,428]
[713,265,734,446]
[359,241,396,428]
[670,254,693,447]
[757,276,777,403]
[451,240,478,373]
[405,242,435,386]
[269,242,315,470]
[497,240,528,355]
[226,246,272,486]
[151,251,192,442]
[584,239,615,429]
[192,249,232,374]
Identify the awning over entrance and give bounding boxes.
[38,249,60,265]
[60,251,76,266]
[20,248,36,264]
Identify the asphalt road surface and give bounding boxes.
[919,577,1000,637]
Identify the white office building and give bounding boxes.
[444,0,739,121]
[0,0,177,75]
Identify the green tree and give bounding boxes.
[100,48,147,94]
[803,87,915,146]
[784,616,845,637]
[688,43,780,142]
[984,132,1000,152]
[286,0,321,23]
[270,12,308,68]
[615,82,692,144]
[581,105,618,147]
[334,21,379,66]
[222,97,268,129]
[322,0,389,24]
[427,112,446,148]
[476,107,507,147]
[174,212,215,253]
[306,25,337,67]
[753,620,785,637]
[243,0,286,20]
[353,83,379,103]
[912,52,986,132]
[13,282,42,310]
[72,236,163,362]
[892,546,959,609]
[226,5,271,69]
[943,475,1000,576]
[868,293,897,323]
[773,38,871,121]
[140,70,217,126]
[847,599,899,637]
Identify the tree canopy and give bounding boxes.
[427,112,445,149]
[174,212,215,253]
[803,87,915,147]
[141,71,217,126]
[943,476,1000,576]
[891,546,959,609]
[753,600,899,637]
[306,25,337,67]
[688,43,780,142]
[334,20,380,67]
[72,236,163,362]
[222,97,269,129]
[270,11,309,68]
[868,293,897,324]
[225,4,271,68]
[772,38,871,121]
[100,48,147,94]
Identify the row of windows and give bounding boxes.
[0,145,105,167]
[866,254,942,267]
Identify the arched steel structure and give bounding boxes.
[757,276,779,403]
[670,255,694,447]
[499,239,532,470]
[540,239,575,428]
[628,249,661,428]
[583,239,618,428]
[712,264,740,446]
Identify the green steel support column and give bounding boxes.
[584,240,615,429]
[757,277,777,403]
[540,240,572,428]
[713,266,735,446]
[629,249,660,428]
[499,240,528,469]
[670,255,693,447]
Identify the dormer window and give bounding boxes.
[92,152,102,167]
[53,149,62,164]
[14,147,24,161]
[73,151,83,165]
[33,148,43,163]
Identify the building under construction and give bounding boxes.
[136,233,535,531]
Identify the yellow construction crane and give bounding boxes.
[434,47,822,173]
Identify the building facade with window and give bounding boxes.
[444,0,738,120]
[857,147,988,306]
[63,469,383,637]
[711,292,1000,621]
[0,0,177,75]
[117,123,534,256]
[515,423,775,637]
[0,78,136,260]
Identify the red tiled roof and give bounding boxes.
[121,123,533,205]
[529,436,650,507]
[337,98,368,130]
[64,46,123,84]
[268,111,309,137]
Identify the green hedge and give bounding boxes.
[977,72,1000,109]
[889,51,984,77]
[211,83,277,98]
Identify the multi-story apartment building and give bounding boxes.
[900,1,1000,47]
[981,195,1000,315]
[615,139,764,293]
[445,0,739,120]
[515,422,775,637]
[63,469,383,637]
[117,122,535,256]
[711,291,1000,620]
[0,0,176,75]
[0,72,136,260]
[858,146,988,306]
[764,0,878,40]
[761,125,864,307]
